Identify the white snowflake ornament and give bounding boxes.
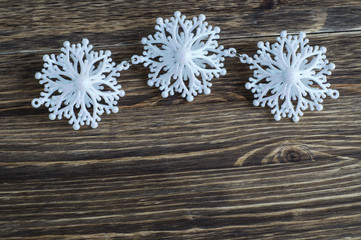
[32,39,129,130]
[241,31,339,122]
[132,11,236,102]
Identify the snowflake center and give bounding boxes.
[175,47,191,65]
[282,67,299,85]
[74,74,90,92]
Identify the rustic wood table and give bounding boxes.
[1,1,361,239]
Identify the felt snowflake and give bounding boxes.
[242,31,339,122]
[32,39,129,130]
[132,11,235,102]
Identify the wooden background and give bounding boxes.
[1,0,361,239]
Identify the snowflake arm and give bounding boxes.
[132,11,235,102]
[32,39,129,130]
[241,31,339,122]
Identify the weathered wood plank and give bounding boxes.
[1,0,361,239]
[1,33,360,170]
[1,159,361,239]
[1,96,360,168]
[0,0,361,53]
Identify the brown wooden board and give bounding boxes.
[1,1,361,239]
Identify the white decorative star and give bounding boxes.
[32,39,129,130]
[242,31,339,122]
[132,11,235,102]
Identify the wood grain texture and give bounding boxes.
[1,0,361,239]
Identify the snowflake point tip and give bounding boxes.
[299,31,306,39]
[186,95,194,102]
[161,91,169,98]
[63,41,70,47]
[274,115,281,121]
[43,54,50,61]
[141,37,148,45]
[105,50,111,56]
[82,38,89,45]
[49,113,56,120]
[91,122,98,129]
[112,107,119,113]
[35,72,42,79]
[73,124,80,131]
[156,17,163,25]
[147,80,154,87]
[292,116,300,122]
[280,31,287,38]
[174,11,181,18]
[199,14,206,21]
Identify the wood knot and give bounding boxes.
[234,142,315,167]
[262,0,283,11]
[275,145,313,163]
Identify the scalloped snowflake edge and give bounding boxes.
[240,31,339,122]
[32,39,129,130]
[131,11,236,102]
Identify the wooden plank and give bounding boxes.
[1,1,361,239]
[0,0,361,52]
[1,32,360,170]
[1,159,361,239]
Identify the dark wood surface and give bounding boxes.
[1,1,361,239]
